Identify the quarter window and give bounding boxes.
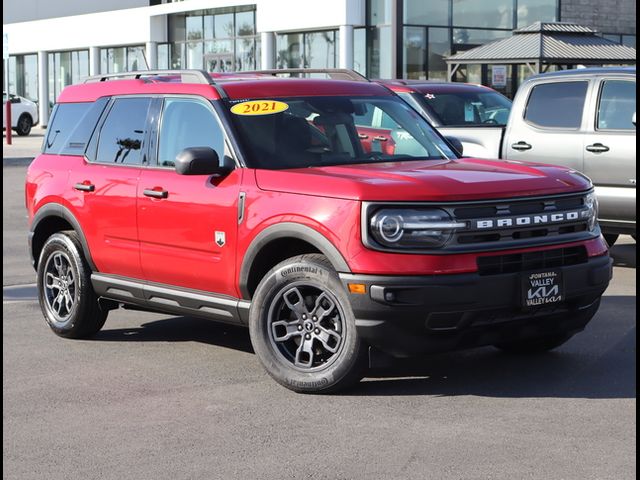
[524,81,588,129]
[597,80,636,130]
[96,97,151,165]
[158,98,226,168]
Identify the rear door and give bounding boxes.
[582,77,636,228]
[67,96,152,279]
[503,79,590,171]
[137,96,242,296]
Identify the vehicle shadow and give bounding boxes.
[93,316,255,354]
[610,241,636,268]
[352,295,636,399]
[92,295,635,400]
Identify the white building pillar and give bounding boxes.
[89,46,100,76]
[37,50,49,127]
[260,31,276,69]
[146,41,158,70]
[339,25,354,70]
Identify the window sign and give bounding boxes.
[492,65,507,88]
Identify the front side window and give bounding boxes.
[524,81,588,129]
[226,96,456,170]
[157,98,226,168]
[597,80,636,131]
[422,89,512,126]
[96,97,151,165]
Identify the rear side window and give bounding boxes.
[45,101,109,155]
[524,81,588,129]
[597,80,636,130]
[96,97,152,165]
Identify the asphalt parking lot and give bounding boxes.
[3,135,636,480]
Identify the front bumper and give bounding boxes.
[340,254,612,357]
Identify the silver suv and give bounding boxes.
[503,68,636,245]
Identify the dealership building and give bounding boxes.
[3,0,637,126]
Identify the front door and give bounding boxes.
[137,97,242,297]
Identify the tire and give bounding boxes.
[37,231,107,338]
[15,114,32,136]
[603,234,619,247]
[494,333,573,354]
[249,254,367,394]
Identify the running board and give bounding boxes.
[91,273,250,326]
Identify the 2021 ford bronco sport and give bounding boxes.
[26,69,612,393]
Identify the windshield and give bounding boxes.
[225,96,457,170]
[421,90,512,126]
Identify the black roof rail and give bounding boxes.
[84,69,214,85]
[241,68,369,82]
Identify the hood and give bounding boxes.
[255,158,592,202]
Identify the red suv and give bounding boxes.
[26,69,611,393]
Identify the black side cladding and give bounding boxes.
[43,97,109,156]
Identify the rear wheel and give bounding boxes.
[249,254,366,393]
[15,114,32,136]
[37,232,107,338]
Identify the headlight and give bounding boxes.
[585,192,599,231]
[369,208,466,249]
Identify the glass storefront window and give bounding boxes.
[368,27,393,78]
[517,0,558,28]
[186,15,203,41]
[428,28,451,80]
[368,0,392,25]
[403,27,427,79]
[404,0,449,26]
[235,10,255,36]
[235,38,256,71]
[305,32,337,68]
[453,0,513,29]
[158,44,170,69]
[453,28,510,47]
[6,54,39,103]
[277,33,304,69]
[215,13,234,39]
[186,42,204,69]
[354,28,367,75]
[47,49,89,110]
[127,46,146,71]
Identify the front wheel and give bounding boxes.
[249,254,366,393]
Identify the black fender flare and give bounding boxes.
[239,222,351,299]
[29,203,97,271]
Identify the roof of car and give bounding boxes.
[56,70,392,103]
[378,79,498,95]
[528,66,636,81]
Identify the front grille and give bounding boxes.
[449,192,592,250]
[477,246,588,276]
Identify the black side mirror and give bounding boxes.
[445,136,464,156]
[175,147,234,176]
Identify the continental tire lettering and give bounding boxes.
[279,266,321,278]
[284,377,330,389]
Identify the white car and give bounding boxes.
[3,92,39,136]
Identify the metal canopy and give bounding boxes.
[445,22,636,81]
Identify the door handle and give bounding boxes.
[373,136,389,142]
[74,181,95,192]
[143,188,169,199]
[586,143,610,153]
[511,141,532,151]
[358,133,369,139]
